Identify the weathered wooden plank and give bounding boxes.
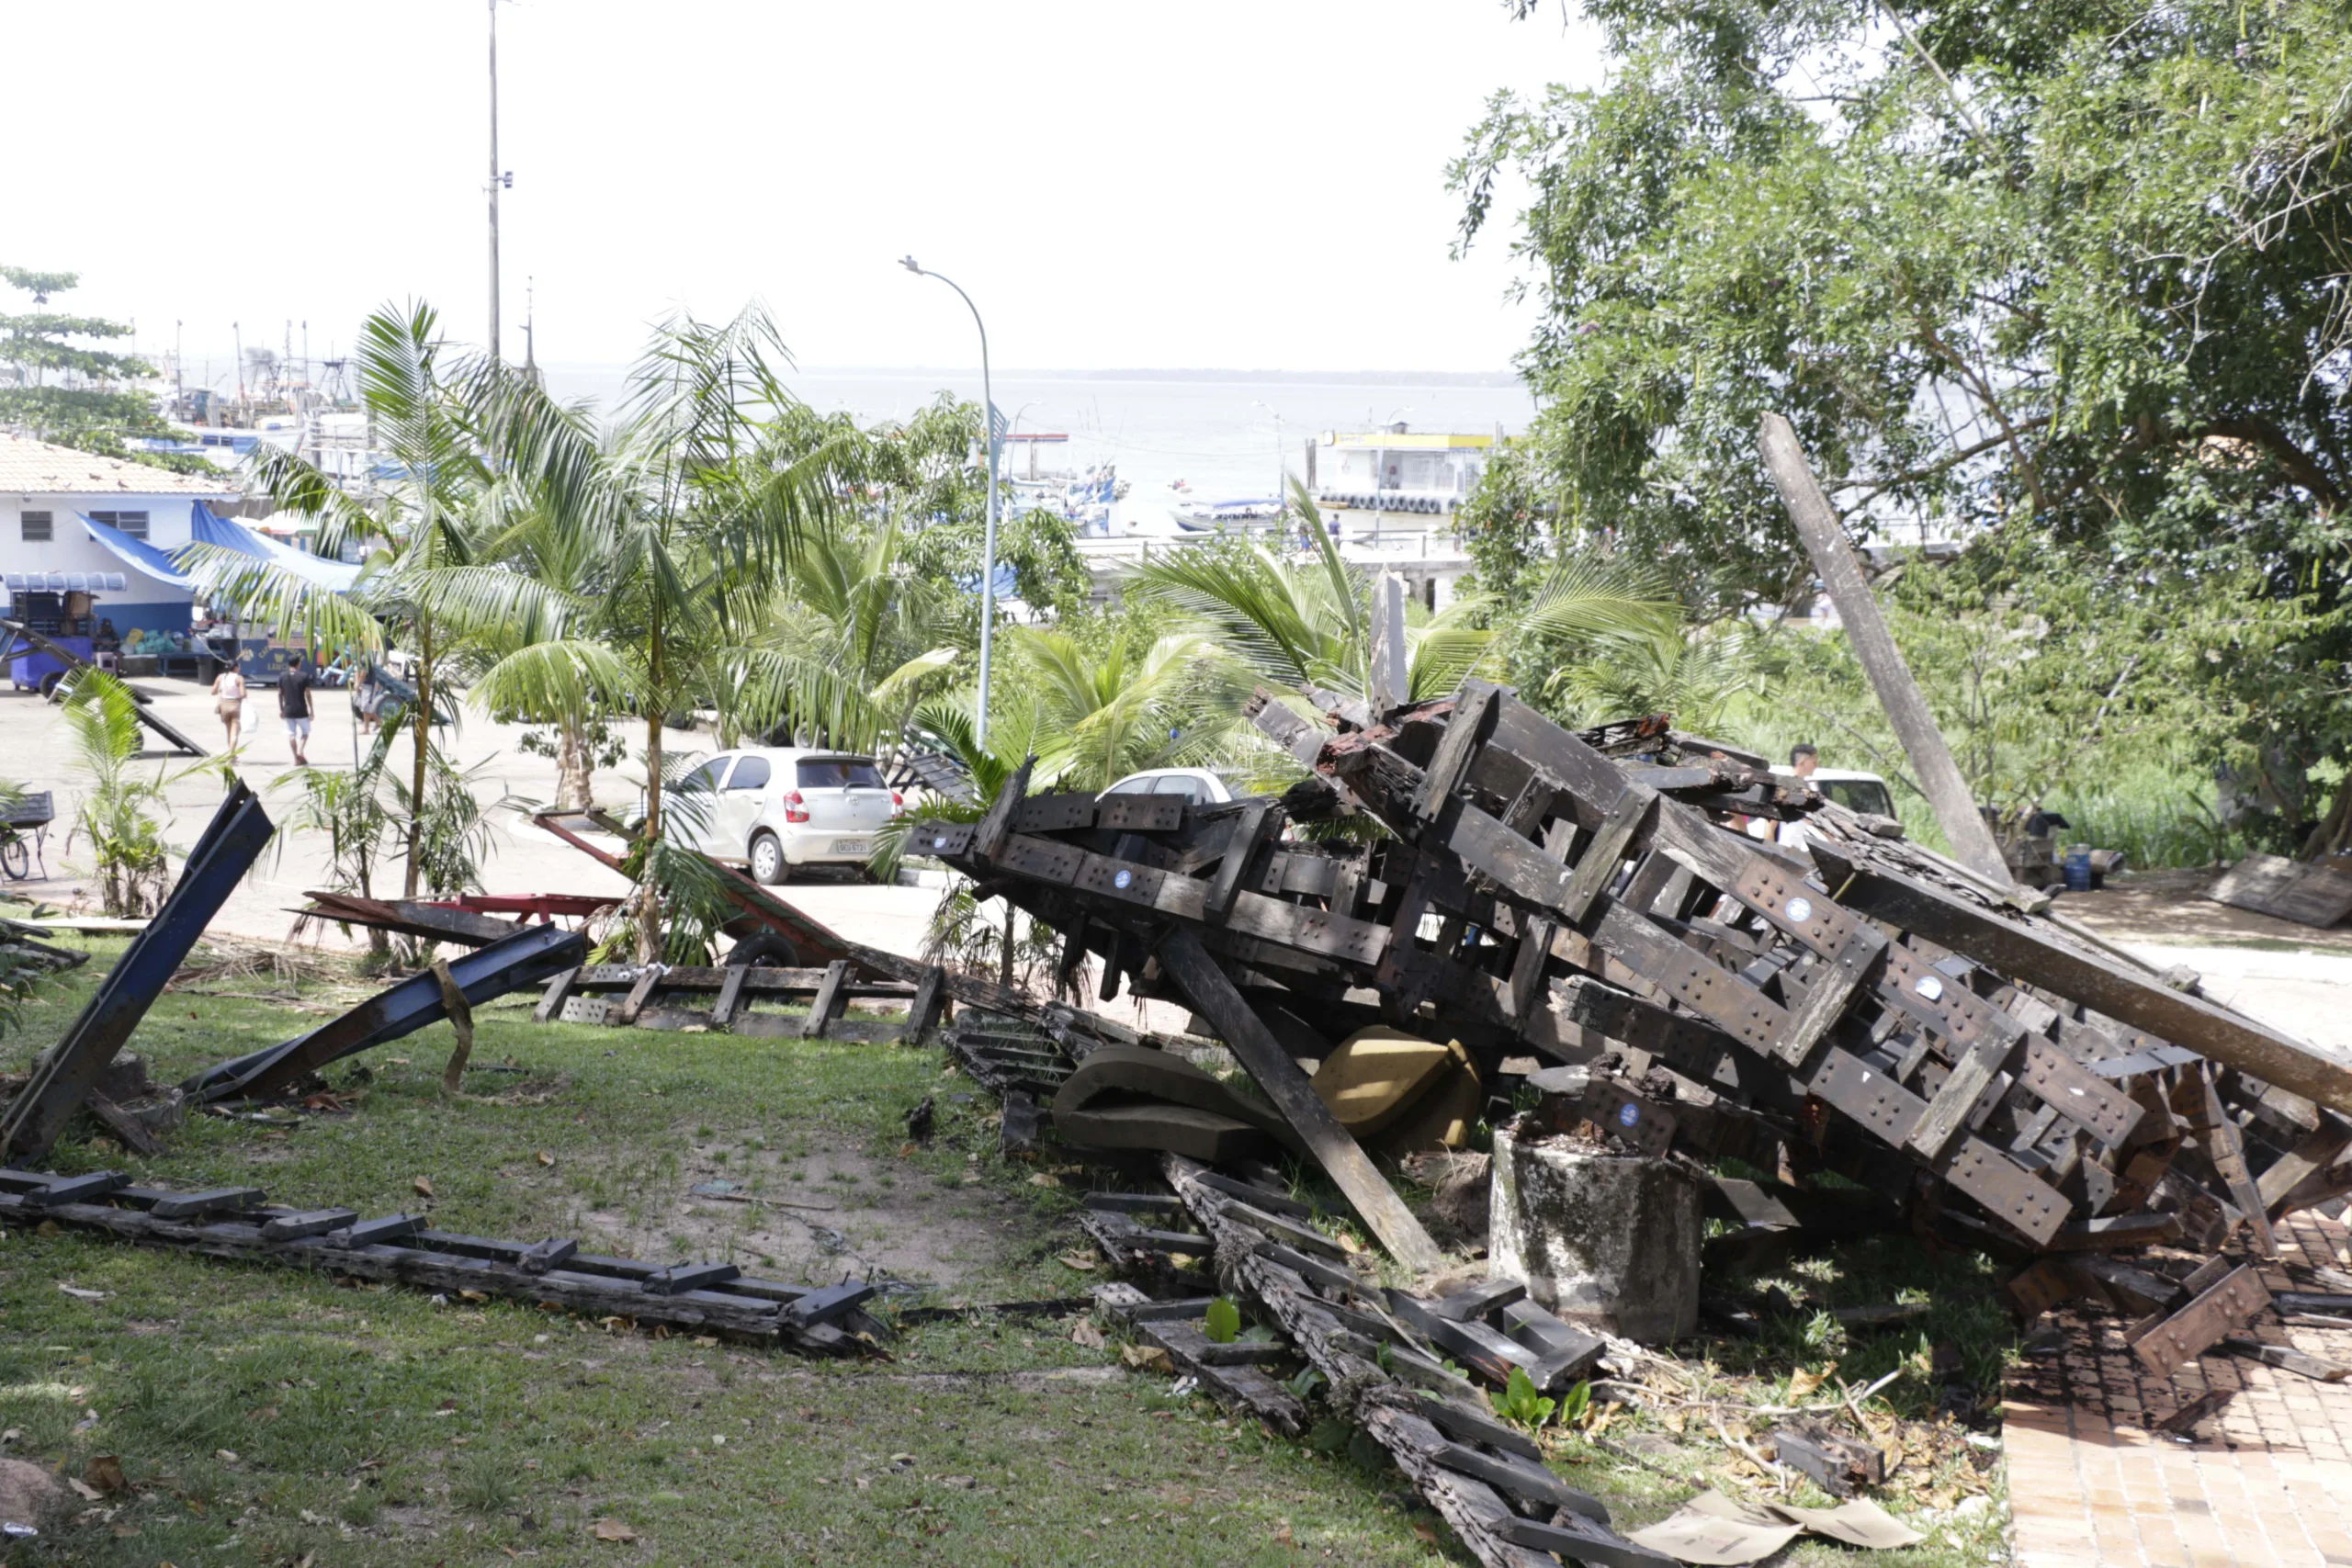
[709,964,750,1029]
[2257,1122,2352,1213]
[906,964,947,1045]
[1414,682,1498,820]
[1558,784,1656,925]
[2128,1265,2272,1377]
[1772,927,1886,1066]
[1809,847,2352,1120]
[972,756,1035,862]
[800,960,851,1040]
[1205,802,1277,924]
[533,966,582,1024]
[2209,853,2352,929]
[616,966,662,1027]
[1906,1034,2020,1163]
[1158,931,1442,1271]
[1761,412,2012,885]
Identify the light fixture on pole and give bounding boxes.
[900,255,1002,748]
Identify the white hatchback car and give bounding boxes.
[1098,767,1234,806]
[676,749,903,884]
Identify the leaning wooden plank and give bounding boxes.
[905,964,947,1045]
[1809,845,2352,1120]
[533,966,582,1024]
[1157,931,1442,1272]
[1413,682,1499,821]
[2208,853,2352,929]
[2257,1122,2352,1215]
[1759,413,2011,886]
[801,960,851,1039]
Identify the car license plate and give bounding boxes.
[830,838,870,855]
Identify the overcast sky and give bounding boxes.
[7,2,1600,380]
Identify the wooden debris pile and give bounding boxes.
[0,1166,885,1353]
[909,677,2352,1385]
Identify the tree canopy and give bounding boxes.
[0,265,201,471]
[1453,0,2352,851]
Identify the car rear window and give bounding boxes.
[1821,779,1895,818]
[1151,775,1207,801]
[727,755,771,791]
[797,757,885,790]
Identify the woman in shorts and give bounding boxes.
[210,663,247,751]
[356,667,386,736]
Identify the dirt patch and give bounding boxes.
[571,1125,1052,1295]
[2064,867,2352,951]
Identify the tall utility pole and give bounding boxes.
[1758,412,2013,888]
[487,0,502,362]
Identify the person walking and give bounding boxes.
[279,653,315,766]
[210,662,247,751]
[354,666,384,738]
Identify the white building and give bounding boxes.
[0,432,242,636]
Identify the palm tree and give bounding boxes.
[720,511,959,760]
[422,304,832,960]
[447,490,624,809]
[59,672,209,916]
[1545,621,1758,734]
[1000,625,1236,792]
[1126,480,1672,707]
[181,302,481,900]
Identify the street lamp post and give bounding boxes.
[901,256,1001,749]
[1251,399,1287,516]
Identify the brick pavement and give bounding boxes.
[2005,1213,2352,1568]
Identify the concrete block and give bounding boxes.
[1488,1128,1700,1343]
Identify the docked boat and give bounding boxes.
[1173,497,1284,532]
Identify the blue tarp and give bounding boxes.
[78,513,194,590]
[179,503,363,592]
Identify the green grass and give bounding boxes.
[0,941,2012,1565]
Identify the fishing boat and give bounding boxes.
[1172,497,1284,532]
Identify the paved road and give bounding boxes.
[0,678,1206,1032]
[2,677,2346,1049]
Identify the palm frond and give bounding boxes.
[173,547,386,660]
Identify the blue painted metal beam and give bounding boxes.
[183,920,587,1102]
[2,782,275,1164]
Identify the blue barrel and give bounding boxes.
[2063,844,2093,892]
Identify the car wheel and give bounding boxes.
[749,831,789,886]
[724,931,800,969]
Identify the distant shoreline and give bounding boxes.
[540,363,1523,388]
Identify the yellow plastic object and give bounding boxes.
[1311,1028,1454,1136]
[1371,1041,1484,1156]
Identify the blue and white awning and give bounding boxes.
[179,502,362,592]
[77,513,193,590]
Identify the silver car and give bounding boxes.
[676,748,902,884]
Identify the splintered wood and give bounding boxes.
[910,680,2352,1392]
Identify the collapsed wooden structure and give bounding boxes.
[0,1166,884,1352]
[908,680,2352,1382]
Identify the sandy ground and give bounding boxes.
[6,678,2352,1050]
